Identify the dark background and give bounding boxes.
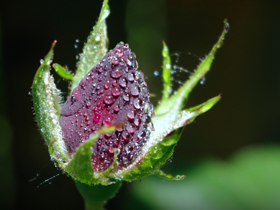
[1,0,280,209]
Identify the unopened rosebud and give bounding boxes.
[31,0,227,185]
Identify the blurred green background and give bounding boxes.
[1,0,280,209]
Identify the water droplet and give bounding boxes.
[134,117,140,127]
[224,21,230,33]
[127,72,134,82]
[154,71,159,76]
[112,87,121,97]
[177,80,183,85]
[200,77,206,85]
[103,116,112,126]
[75,39,80,43]
[112,80,118,87]
[127,110,135,120]
[74,44,78,49]
[86,101,91,108]
[125,59,131,66]
[113,104,120,112]
[111,59,119,66]
[95,36,101,42]
[108,146,114,154]
[104,95,114,104]
[130,84,139,96]
[40,59,44,64]
[122,131,129,140]
[133,98,141,109]
[142,86,148,95]
[110,68,122,78]
[126,123,136,134]
[123,93,129,101]
[119,77,127,88]
[166,64,171,69]
[115,49,123,58]
[104,80,110,89]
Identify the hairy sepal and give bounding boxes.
[32,41,70,166]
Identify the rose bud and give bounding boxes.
[31,0,228,185]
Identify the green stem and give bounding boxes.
[75,181,122,210]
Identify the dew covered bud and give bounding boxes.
[59,42,154,172]
[32,0,227,185]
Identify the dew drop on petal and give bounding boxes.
[130,84,139,96]
[110,68,122,78]
[119,77,127,88]
[103,116,112,126]
[112,87,121,97]
[127,72,134,82]
[104,95,114,105]
[94,116,100,122]
[126,123,136,134]
[123,93,130,101]
[127,110,135,120]
[108,146,114,154]
[133,98,141,109]
[104,80,110,89]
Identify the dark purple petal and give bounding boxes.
[59,42,154,172]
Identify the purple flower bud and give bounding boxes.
[59,42,154,172]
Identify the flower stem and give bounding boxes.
[75,181,122,210]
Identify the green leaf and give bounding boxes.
[32,40,70,165]
[52,63,74,80]
[71,0,110,92]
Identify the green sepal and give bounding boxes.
[155,20,228,117]
[184,94,221,125]
[161,41,172,101]
[71,0,110,92]
[113,128,183,181]
[32,40,70,165]
[64,125,117,185]
[52,63,74,81]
